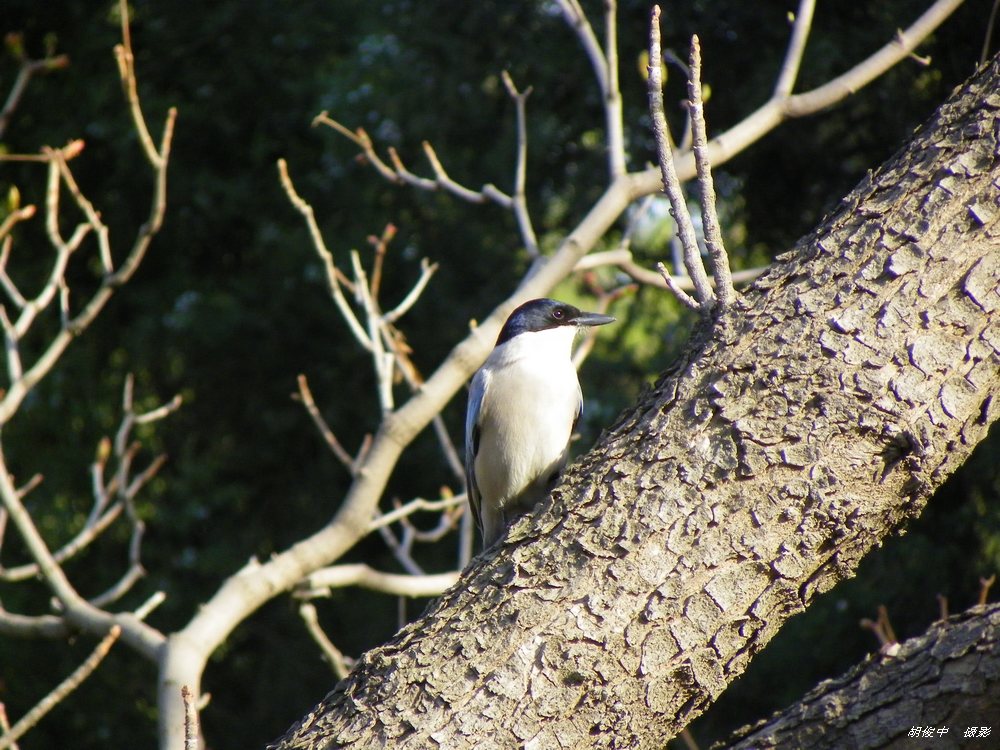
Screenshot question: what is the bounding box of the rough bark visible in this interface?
[270,57,1000,750]
[718,604,1000,750]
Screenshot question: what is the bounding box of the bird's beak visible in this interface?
[574,311,616,327]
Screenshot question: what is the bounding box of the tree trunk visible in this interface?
[270,56,1000,750]
[719,604,1000,750]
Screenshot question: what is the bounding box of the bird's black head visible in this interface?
[495,298,615,345]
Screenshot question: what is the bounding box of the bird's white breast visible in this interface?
[473,326,582,511]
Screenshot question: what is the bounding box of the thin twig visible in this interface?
[657,262,699,311]
[0,77,174,428]
[936,592,949,621]
[367,224,394,300]
[350,249,395,412]
[626,261,765,292]
[686,36,735,309]
[299,563,459,599]
[980,574,996,605]
[369,495,465,532]
[383,258,439,323]
[877,605,898,644]
[0,502,122,582]
[554,0,609,98]
[0,703,16,750]
[0,41,69,140]
[0,625,121,750]
[983,0,1000,64]
[312,112,400,183]
[277,159,371,348]
[376,523,425,576]
[0,306,22,383]
[298,602,352,679]
[52,149,113,274]
[181,685,200,750]
[421,142,504,204]
[602,0,626,177]
[312,113,517,211]
[295,374,356,471]
[774,0,817,97]
[647,6,714,309]
[114,0,159,167]
[500,71,540,257]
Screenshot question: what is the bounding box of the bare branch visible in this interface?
[774,0,817,98]
[349,249,395,412]
[134,591,167,622]
[383,257,439,324]
[554,0,626,177]
[686,36,736,309]
[88,523,146,609]
[647,6,714,308]
[554,0,608,94]
[52,148,113,273]
[312,112,401,183]
[936,593,949,622]
[602,0,626,176]
[0,703,16,750]
[2,380,173,584]
[135,393,183,425]
[369,494,465,533]
[981,574,996,606]
[632,0,965,196]
[299,563,459,599]
[983,0,1000,65]
[421,142,506,204]
[0,306,22,383]
[294,374,356,472]
[657,261,700,310]
[0,205,36,249]
[181,686,200,750]
[297,602,352,680]
[277,159,371,348]
[572,248,633,272]
[0,109,174,426]
[0,606,68,639]
[624,260,765,292]
[114,0,159,167]
[500,71,540,257]
[787,0,962,116]
[313,108,534,249]
[0,502,122,582]
[376,523,425,577]
[0,37,69,140]
[0,625,120,750]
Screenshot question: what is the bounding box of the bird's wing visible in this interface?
[572,382,583,435]
[464,368,487,537]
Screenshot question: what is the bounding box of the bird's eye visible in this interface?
[553,308,565,319]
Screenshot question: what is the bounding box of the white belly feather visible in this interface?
[473,326,582,534]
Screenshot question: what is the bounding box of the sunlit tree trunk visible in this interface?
[270,53,1000,750]
[719,603,1000,750]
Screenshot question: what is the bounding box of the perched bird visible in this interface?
[465,298,615,548]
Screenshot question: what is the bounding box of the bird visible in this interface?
[465,298,615,549]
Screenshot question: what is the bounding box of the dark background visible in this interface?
[0,1,995,747]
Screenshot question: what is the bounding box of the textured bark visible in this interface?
[270,58,1000,750]
[719,604,1000,750]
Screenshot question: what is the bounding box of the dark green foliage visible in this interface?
[0,1,994,748]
